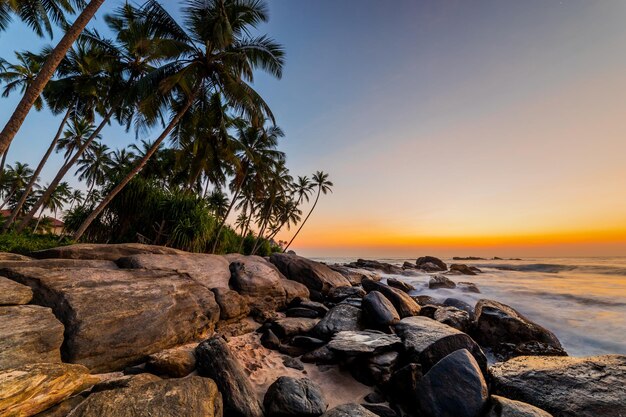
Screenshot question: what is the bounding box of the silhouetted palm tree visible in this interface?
[75,141,112,199]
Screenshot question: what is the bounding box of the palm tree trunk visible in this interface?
[0,142,11,183]
[2,106,72,231]
[0,187,16,210]
[283,188,321,252]
[33,206,45,233]
[15,107,115,233]
[72,94,197,241]
[211,174,246,253]
[251,203,273,255]
[0,0,105,156]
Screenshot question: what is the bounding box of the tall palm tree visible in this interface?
[33,181,71,232]
[67,188,83,210]
[0,51,45,110]
[0,162,35,210]
[72,0,285,241]
[283,171,333,252]
[0,0,105,157]
[75,141,112,199]
[0,0,85,37]
[206,188,229,221]
[265,176,311,241]
[56,118,100,164]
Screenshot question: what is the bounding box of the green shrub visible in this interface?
[0,232,73,255]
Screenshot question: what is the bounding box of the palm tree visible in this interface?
[110,147,136,170]
[72,0,285,241]
[56,118,100,165]
[75,141,112,199]
[283,171,333,252]
[0,0,86,37]
[0,0,105,157]
[0,51,46,110]
[265,176,311,241]
[206,188,229,221]
[33,181,71,232]
[0,162,35,210]
[67,188,83,210]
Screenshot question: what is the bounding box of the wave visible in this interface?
[482,263,577,273]
[509,289,626,308]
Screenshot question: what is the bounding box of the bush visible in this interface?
[0,232,73,255]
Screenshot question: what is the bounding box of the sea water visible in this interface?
[313,256,626,356]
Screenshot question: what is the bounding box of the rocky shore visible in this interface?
[0,244,624,417]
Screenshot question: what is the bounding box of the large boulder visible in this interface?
[348,259,405,275]
[33,243,185,261]
[473,299,566,359]
[212,288,250,321]
[196,336,263,417]
[3,266,220,372]
[490,355,626,417]
[434,306,471,332]
[0,305,64,369]
[328,286,366,302]
[362,278,421,318]
[429,274,456,289]
[322,404,378,417]
[416,256,447,271]
[328,264,380,285]
[415,349,488,417]
[312,304,362,340]
[145,344,197,378]
[227,256,287,312]
[327,330,401,355]
[386,277,415,293]
[0,363,98,417]
[395,316,487,373]
[362,291,400,330]
[263,376,328,417]
[68,376,222,417]
[269,253,350,294]
[271,317,320,338]
[486,395,553,417]
[0,276,33,305]
[281,279,310,304]
[118,253,231,289]
[0,258,118,270]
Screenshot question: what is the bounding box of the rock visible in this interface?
[328,330,401,355]
[33,395,85,417]
[212,288,250,321]
[386,277,415,293]
[340,297,363,308]
[458,281,481,293]
[413,295,439,306]
[402,261,418,270]
[291,336,326,349]
[454,257,486,261]
[0,305,64,369]
[329,264,380,285]
[434,306,471,331]
[282,279,310,304]
[90,373,161,393]
[365,350,400,385]
[490,354,626,417]
[272,317,320,338]
[419,262,444,272]
[145,344,196,377]
[270,253,351,294]
[348,259,405,275]
[312,304,362,340]
[263,376,328,417]
[473,299,566,359]
[283,356,305,370]
[486,395,553,417]
[34,243,184,261]
[216,316,258,338]
[287,307,323,318]
[443,298,475,316]
[227,255,289,311]
[364,392,386,404]
[361,404,397,417]
[388,363,422,409]
[3,266,220,372]
[429,274,456,289]
[119,252,231,289]
[0,363,99,417]
[418,304,439,319]
[415,349,489,417]
[449,264,479,275]
[395,316,487,373]
[362,291,400,330]
[261,329,282,350]
[0,258,118,270]
[301,346,338,364]
[322,404,378,417]
[0,276,33,305]
[196,336,263,417]
[69,376,222,417]
[290,299,329,316]
[0,252,32,261]
[362,278,421,318]
[328,286,367,302]
[416,256,447,271]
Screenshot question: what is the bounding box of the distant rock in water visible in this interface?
[429,274,456,289]
[348,259,405,275]
[449,264,481,275]
[416,256,447,271]
[386,277,415,293]
[453,256,486,261]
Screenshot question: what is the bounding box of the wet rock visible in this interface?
[413,295,439,306]
[0,305,64,369]
[348,259,405,275]
[329,264,381,285]
[35,243,184,261]
[69,376,222,417]
[449,264,480,275]
[490,354,626,417]
[0,276,33,305]
[145,344,196,377]
[301,346,338,364]
[196,336,263,417]
[0,363,99,417]
[416,256,447,271]
[418,304,439,319]
[212,287,250,321]
[272,317,320,338]
[388,363,422,410]
[279,343,310,357]
[362,291,400,331]
[322,404,378,417]
[434,306,471,331]
[328,286,366,302]
[366,350,400,385]
[340,297,363,308]
[429,274,456,289]
[486,395,553,417]
[328,330,401,355]
[291,299,329,316]
[415,349,488,417]
[283,357,305,371]
[473,299,566,359]
[291,336,326,349]
[287,307,323,318]
[3,267,220,372]
[270,253,351,294]
[402,261,418,270]
[227,255,289,311]
[458,281,481,293]
[361,404,397,417]
[263,376,328,417]
[364,392,386,404]
[386,277,415,293]
[312,304,362,340]
[362,278,421,318]
[261,328,281,350]
[443,298,475,316]
[395,316,487,373]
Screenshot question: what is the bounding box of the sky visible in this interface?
[1,0,626,257]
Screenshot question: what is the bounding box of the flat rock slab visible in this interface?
[312,304,362,340]
[3,267,220,373]
[33,243,185,261]
[68,376,222,417]
[328,330,401,355]
[118,253,231,289]
[0,252,32,261]
[0,259,118,270]
[0,363,99,417]
[0,305,64,369]
[0,276,32,305]
[270,253,351,294]
[395,316,487,374]
[490,354,626,417]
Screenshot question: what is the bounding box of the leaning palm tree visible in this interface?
[0,0,105,157]
[67,188,84,210]
[0,162,35,210]
[33,181,71,232]
[72,0,285,241]
[75,141,112,199]
[56,118,100,165]
[283,171,333,252]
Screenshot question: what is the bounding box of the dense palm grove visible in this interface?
[0,0,332,255]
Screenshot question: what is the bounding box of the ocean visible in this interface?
[313,256,626,357]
